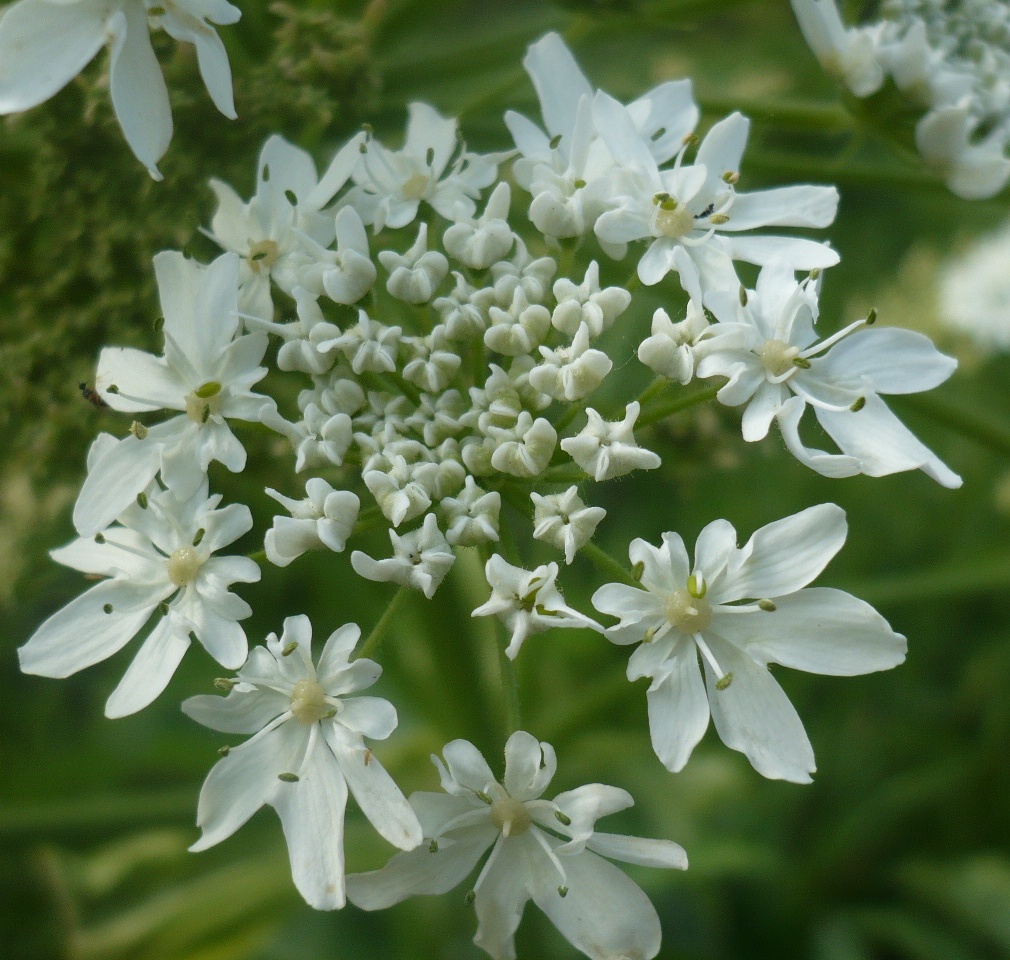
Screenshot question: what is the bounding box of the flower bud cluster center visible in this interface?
[290,678,331,724]
[489,795,532,837]
[166,546,204,587]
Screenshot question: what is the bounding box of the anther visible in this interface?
[103,603,113,614]
[850,396,866,412]
[284,189,297,205]
[555,810,572,826]
[95,533,106,544]
[709,213,730,225]
[464,890,476,906]
[549,134,562,149]
[865,308,877,325]
[739,286,748,307]
[793,357,811,369]
[282,642,298,656]
[429,839,439,853]
[192,528,205,546]
[137,492,148,509]
[715,672,734,691]
[107,384,120,394]
[757,599,776,612]
[278,772,300,783]
[475,790,493,805]
[214,677,237,691]
[632,561,645,581]
[130,421,148,440]
[558,885,569,898]
[218,745,230,756]
[722,170,739,184]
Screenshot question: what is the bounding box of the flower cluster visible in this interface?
[792,0,1010,198]
[16,26,968,960]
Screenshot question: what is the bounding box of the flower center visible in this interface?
[290,679,331,724]
[653,196,696,239]
[248,240,280,273]
[489,796,532,837]
[166,546,203,587]
[758,339,800,378]
[186,381,223,424]
[664,588,713,633]
[402,173,431,201]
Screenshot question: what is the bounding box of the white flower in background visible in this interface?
[443,182,516,270]
[347,731,688,960]
[379,223,450,304]
[351,513,455,597]
[696,260,962,487]
[472,554,599,659]
[75,252,272,537]
[529,322,613,401]
[0,0,239,178]
[593,93,840,289]
[441,477,501,547]
[206,134,368,322]
[592,504,907,782]
[939,219,1010,350]
[183,615,423,910]
[915,105,1010,200]
[790,0,885,96]
[20,463,259,718]
[487,413,557,479]
[317,310,402,376]
[550,261,632,338]
[561,401,661,482]
[347,102,502,231]
[531,487,606,564]
[264,480,361,567]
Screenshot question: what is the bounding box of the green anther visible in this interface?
[757,599,777,612]
[866,308,877,325]
[358,141,367,153]
[739,286,748,307]
[651,126,666,141]
[95,533,106,544]
[192,528,205,546]
[476,791,493,805]
[214,677,236,691]
[554,810,572,826]
[321,708,337,719]
[425,147,435,166]
[103,603,113,614]
[709,213,730,225]
[251,250,269,261]
[155,475,168,491]
[658,197,679,211]
[148,5,165,15]
[201,406,211,424]
[130,421,148,440]
[632,561,645,581]
[851,396,866,412]
[653,191,671,204]
[722,170,739,184]
[808,268,821,281]
[218,745,230,756]
[284,189,297,205]
[137,492,148,509]
[278,772,300,783]
[687,573,707,599]
[429,839,439,853]
[715,672,734,691]
[261,164,271,182]
[684,134,699,148]
[573,179,586,189]
[194,381,222,398]
[558,886,569,898]
[282,641,298,656]
[793,357,812,369]
[107,384,120,394]
[549,134,562,149]
[643,627,657,642]
[464,890,476,906]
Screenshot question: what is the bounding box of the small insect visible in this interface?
[694,202,715,220]
[364,749,373,766]
[79,382,108,408]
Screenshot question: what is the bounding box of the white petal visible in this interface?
[727,503,847,600]
[104,617,191,718]
[272,727,349,909]
[0,0,105,113]
[191,721,307,850]
[723,185,838,231]
[346,824,492,909]
[18,580,160,678]
[726,234,840,270]
[97,347,184,411]
[523,32,592,138]
[711,587,906,675]
[108,5,171,179]
[586,832,688,869]
[551,784,633,846]
[316,622,361,683]
[334,696,397,740]
[190,27,236,119]
[696,112,750,176]
[442,738,498,793]
[473,836,532,960]
[323,724,422,851]
[644,643,710,773]
[305,132,366,210]
[704,633,815,783]
[182,688,290,734]
[503,731,552,801]
[532,844,662,960]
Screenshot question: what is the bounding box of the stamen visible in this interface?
[693,632,727,681]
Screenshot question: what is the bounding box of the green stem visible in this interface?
[246,549,266,565]
[637,383,721,427]
[496,626,523,736]
[357,585,410,660]
[581,541,638,587]
[553,399,587,434]
[698,94,853,132]
[636,376,672,409]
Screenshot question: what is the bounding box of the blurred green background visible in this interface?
[3,1,1010,958]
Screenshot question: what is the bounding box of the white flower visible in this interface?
[441,477,501,547]
[472,555,599,659]
[402,326,462,394]
[484,288,552,356]
[915,105,1010,200]
[347,102,501,231]
[790,0,885,96]
[592,504,907,782]
[487,414,557,479]
[550,261,631,338]
[592,94,840,290]
[561,401,661,481]
[264,480,360,567]
[317,310,402,375]
[206,134,367,322]
[363,455,433,527]
[490,238,556,306]
[74,252,271,537]
[183,615,423,910]
[347,731,687,960]
[696,261,962,487]
[531,487,606,565]
[20,466,259,718]
[321,206,377,305]
[379,223,450,304]
[351,513,455,598]
[443,182,516,270]
[0,0,239,178]
[528,322,613,402]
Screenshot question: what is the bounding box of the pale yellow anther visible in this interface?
[290,679,332,725]
[166,546,203,587]
[489,796,532,837]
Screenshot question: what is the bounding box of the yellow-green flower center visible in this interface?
[489,796,532,837]
[248,239,280,273]
[186,382,223,424]
[759,339,800,378]
[290,679,331,725]
[664,588,713,633]
[401,173,431,201]
[166,546,203,587]
[654,202,696,239]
